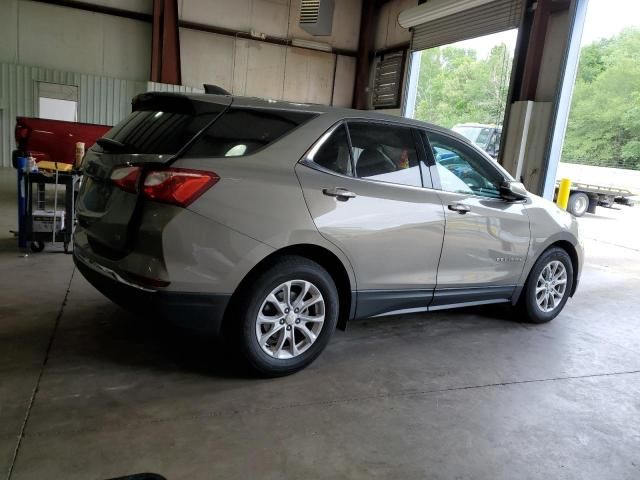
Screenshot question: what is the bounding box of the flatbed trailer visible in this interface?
[556,181,635,217]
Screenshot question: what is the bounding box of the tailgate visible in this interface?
[77,93,230,255]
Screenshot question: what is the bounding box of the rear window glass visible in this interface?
[99,107,224,155]
[185,108,316,158]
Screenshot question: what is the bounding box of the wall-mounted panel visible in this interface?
[251,0,290,38]
[282,47,334,105]
[180,28,235,91]
[233,39,286,99]
[332,55,356,107]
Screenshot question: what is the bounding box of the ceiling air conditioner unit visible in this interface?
[299,0,335,36]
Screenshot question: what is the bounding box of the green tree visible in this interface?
[563,27,640,170]
[414,43,513,128]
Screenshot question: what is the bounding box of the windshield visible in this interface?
[452,126,493,149]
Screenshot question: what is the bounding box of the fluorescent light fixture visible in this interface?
[398,0,495,28]
[291,38,333,52]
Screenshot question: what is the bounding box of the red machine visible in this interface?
[13,116,111,168]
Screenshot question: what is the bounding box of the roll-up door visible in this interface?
[403,0,524,51]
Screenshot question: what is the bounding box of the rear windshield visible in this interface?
[185,108,317,158]
[98,106,225,155]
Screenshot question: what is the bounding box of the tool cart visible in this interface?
[22,170,80,253]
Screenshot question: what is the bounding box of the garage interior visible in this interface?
[1,0,639,478]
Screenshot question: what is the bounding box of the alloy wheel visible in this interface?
[535,260,568,313]
[255,280,325,359]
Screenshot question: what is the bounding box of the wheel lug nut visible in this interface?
[279,319,284,324]
[285,308,290,313]
[286,325,292,330]
[295,318,300,324]
[294,308,299,313]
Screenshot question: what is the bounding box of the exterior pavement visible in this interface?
[1,167,639,480]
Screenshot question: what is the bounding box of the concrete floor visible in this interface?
[1,167,639,479]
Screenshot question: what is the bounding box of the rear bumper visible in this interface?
[74,252,230,335]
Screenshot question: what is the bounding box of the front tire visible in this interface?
[518,247,574,323]
[236,256,338,377]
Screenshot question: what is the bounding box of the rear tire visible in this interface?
[236,256,338,377]
[518,247,574,324]
[567,192,589,217]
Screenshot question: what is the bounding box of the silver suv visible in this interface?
[74,93,583,376]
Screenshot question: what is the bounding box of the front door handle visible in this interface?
[323,187,356,201]
[448,203,471,214]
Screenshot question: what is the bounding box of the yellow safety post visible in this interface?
[556,178,572,210]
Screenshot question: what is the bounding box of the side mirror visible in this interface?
[500,181,528,201]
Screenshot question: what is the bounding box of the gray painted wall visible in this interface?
[0,0,151,81]
[0,0,362,106]
[0,0,367,168]
[177,0,362,106]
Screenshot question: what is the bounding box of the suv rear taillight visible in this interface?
[111,166,218,207]
[110,166,141,193]
[143,168,219,207]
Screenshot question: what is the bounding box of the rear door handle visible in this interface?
[448,203,471,214]
[323,187,356,201]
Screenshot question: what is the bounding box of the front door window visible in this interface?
[427,132,503,198]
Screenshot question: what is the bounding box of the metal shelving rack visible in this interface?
[23,171,80,253]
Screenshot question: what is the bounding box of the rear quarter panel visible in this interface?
[171,116,358,291]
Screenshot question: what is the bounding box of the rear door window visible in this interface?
[185,108,316,158]
[307,125,353,176]
[347,121,423,187]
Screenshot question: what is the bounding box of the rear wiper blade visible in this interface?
[96,137,129,152]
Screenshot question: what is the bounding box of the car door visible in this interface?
[422,130,531,308]
[295,120,445,318]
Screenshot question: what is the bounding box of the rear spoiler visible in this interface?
[132,90,232,114]
[203,84,231,95]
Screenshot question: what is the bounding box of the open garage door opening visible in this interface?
[409,29,518,160]
[399,0,523,161]
[556,0,640,209]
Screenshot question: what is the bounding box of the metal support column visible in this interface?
[541,0,589,199]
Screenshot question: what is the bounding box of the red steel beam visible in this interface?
[151,0,181,85]
[352,1,379,109]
